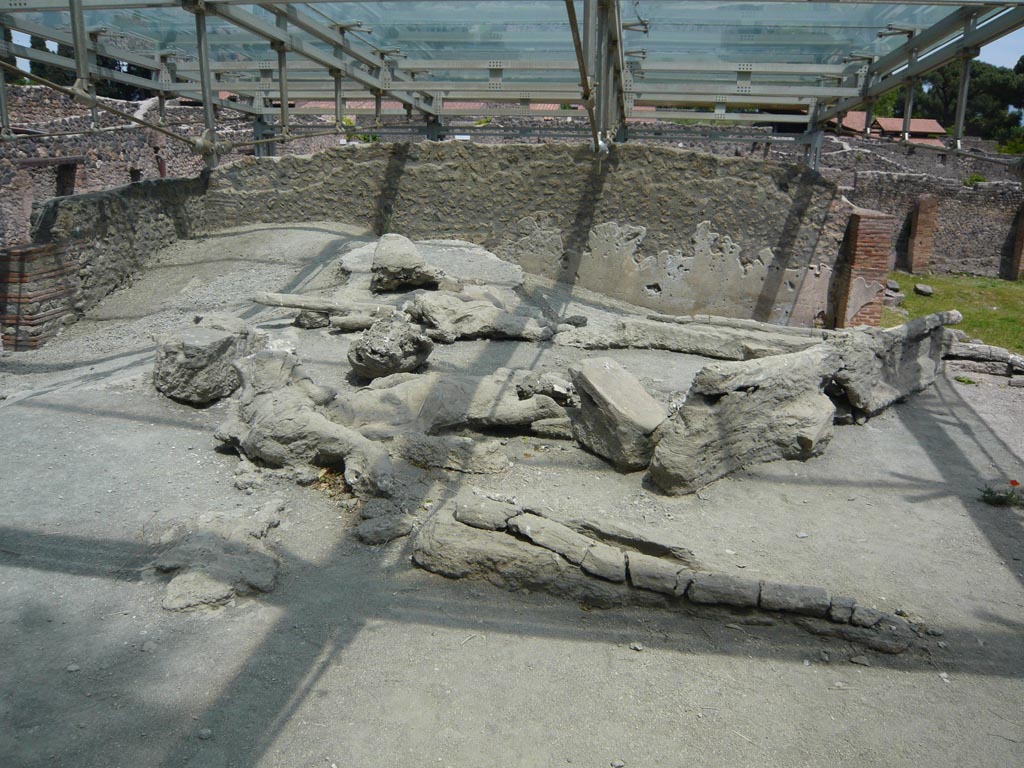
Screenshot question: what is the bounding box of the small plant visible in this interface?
[474,116,493,126]
[954,375,977,385]
[979,479,1024,507]
[963,172,987,187]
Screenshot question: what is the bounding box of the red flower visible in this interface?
[1012,480,1021,487]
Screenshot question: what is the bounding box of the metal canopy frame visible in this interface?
[1,0,1022,164]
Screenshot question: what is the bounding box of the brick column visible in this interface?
[1,242,79,350]
[1010,203,1024,281]
[906,194,937,273]
[832,207,895,328]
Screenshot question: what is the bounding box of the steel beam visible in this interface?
[256,3,436,111]
[952,58,973,148]
[0,38,263,112]
[820,6,1024,122]
[1,14,163,72]
[636,109,810,125]
[3,0,1022,10]
[211,3,436,115]
[274,10,289,134]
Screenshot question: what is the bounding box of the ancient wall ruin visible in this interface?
[848,171,1023,279]
[199,143,845,325]
[4,142,858,347]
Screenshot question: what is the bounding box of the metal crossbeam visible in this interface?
[210,3,436,116]
[819,6,1024,122]
[3,0,1021,10]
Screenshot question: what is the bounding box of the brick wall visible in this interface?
[905,194,937,273]
[849,171,1023,278]
[831,208,894,328]
[0,241,79,349]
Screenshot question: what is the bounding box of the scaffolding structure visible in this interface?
[1,0,1022,166]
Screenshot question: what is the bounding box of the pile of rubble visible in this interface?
[149,233,963,648]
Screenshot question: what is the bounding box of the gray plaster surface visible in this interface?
[1,223,1022,768]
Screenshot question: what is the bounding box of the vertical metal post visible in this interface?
[953,58,973,150]
[900,49,917,142]
[595,0,610,140]
[332,27,346,131]
[583,0,598,77]
[275,13,290,136]
[863,100,875,137]
[0,62,11,138]
[194,11,216,134]
[333,73,343,128]
[810,129,823,172]
[68,0,90,87]
[901,83,915,141]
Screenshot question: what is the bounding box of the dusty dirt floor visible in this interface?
[1,222,1022,768]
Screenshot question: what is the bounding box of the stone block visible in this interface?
[370,234,443,292]
[154,319,266,405]
[759,581,830,617]
[580,543,627,583]
[347,316,434,380]
[569,357,666,471]
[453,494,518,531]
[506,512,593,565]
[687,573,760,607]
[851,606,886,628]
[828,595,857,623]
[650,345,838,494]
[626,552,682,596]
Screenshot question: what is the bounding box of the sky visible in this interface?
[979,28,1023,68]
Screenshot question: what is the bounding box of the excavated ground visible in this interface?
[1,222,1022,768]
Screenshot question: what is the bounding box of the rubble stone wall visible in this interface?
[849,171,1023,278]
[6,142,859,348]
[2,175,208,348]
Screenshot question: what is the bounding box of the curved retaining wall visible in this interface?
[4,143,855,348]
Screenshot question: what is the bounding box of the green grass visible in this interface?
[882,271,1024,354]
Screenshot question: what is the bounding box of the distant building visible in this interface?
[826,111,948,146]
[871,117,947,146]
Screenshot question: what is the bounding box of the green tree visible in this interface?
[871,89,900,118]
[916,59,1024,143]
[94,56,154,101]
[29,35,75,86]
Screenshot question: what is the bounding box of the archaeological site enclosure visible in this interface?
[1,2,1023,767]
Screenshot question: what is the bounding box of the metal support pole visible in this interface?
[253,115,274,157]
[425,116,443,141]
[0,62,11,139]
[901,82,916,141]
[900,48,917,142]
[68,0,90,88]
[810,129,823,172]
[274,13,290,136]
[593,0,606,139]
[332,26,346,131]
[952,57,973,150]
[192,8,218,164]
[583,0,598,78]
[564,0,599,150]
[863,100,875,138]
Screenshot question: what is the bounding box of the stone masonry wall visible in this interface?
[4,142,849,347]
[848,171,1023,278]
[198,142,843,325]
